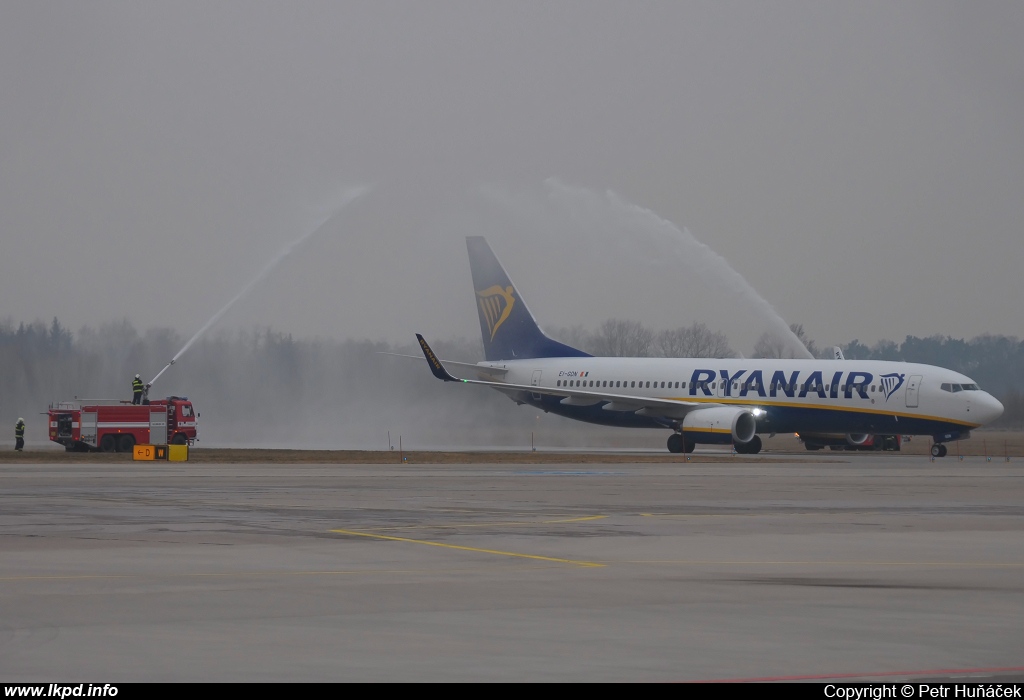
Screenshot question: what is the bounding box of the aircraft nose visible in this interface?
[975,393,1004,425]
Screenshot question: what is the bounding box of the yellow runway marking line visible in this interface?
[641,513,761,519]
[357,514,607,532]
[542,514,607,523]
[330,528,604,568]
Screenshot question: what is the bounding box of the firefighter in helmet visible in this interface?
[15,418,25,451]
[132,374,145,404]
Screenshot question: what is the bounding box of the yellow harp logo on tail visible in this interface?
[477,285,516,342]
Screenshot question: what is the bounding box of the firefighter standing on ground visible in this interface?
[132,374,145,404]
[15,418,25,451]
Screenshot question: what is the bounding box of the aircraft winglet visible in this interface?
[416,334,461,382]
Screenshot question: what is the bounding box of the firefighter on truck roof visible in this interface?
[132,374,145,405]
[15,417,25,451]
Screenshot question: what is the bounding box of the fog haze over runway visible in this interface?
[2,2,1023,353]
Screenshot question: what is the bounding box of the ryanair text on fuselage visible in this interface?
[557,367,904,401]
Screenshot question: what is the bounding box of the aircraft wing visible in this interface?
[379,351,509,376]
[416,334,712,420]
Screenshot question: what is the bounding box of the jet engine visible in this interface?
[682,406,756,444]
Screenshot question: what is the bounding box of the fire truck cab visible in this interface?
[48,397,199,453]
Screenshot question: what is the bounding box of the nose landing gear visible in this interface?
[931,443,948,458]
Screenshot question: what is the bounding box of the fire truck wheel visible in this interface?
[99,435,116,452]
[171,433,188,445]
[118,435,136,453]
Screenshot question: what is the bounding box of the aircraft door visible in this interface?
[905,375,922,408]
[717,375,732,399]
[531,370,543,401]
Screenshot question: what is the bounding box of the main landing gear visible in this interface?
[667,433,695,454]
[931,443,948,458]
[734,435,762,455]
[666,433,763,455]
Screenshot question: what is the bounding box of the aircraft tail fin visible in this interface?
[466,236,590,361]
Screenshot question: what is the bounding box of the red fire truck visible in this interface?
[47,397,199,452]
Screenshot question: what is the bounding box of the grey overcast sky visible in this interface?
[2,1,1022,354]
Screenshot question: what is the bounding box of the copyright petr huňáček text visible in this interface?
[825,686,1021,699]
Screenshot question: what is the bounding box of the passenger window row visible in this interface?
[555,379,690,389]
[551,379,924,394]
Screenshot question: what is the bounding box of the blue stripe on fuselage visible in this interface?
[527,394,967,436]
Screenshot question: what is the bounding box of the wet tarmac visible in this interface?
[1,455,1022,681]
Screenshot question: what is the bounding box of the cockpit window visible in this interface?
[941,383,971,393]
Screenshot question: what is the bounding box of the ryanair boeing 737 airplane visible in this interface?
[416,237,1004,457]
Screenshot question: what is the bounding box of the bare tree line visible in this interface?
[2,317,1022,449]
[549,320,734,359]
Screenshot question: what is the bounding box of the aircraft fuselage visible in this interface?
[475,356,1001,440]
